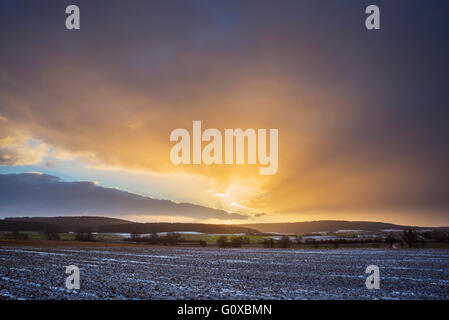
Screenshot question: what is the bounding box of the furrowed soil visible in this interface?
[1,246,448,300]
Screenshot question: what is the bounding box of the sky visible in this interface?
[0,1,449,226]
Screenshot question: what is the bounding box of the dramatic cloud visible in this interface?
[0,145,46,166]
[0,1,448,225]
[0,173,247,220]
[0,118,49,166]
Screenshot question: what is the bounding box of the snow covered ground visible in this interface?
[0,247,448,300]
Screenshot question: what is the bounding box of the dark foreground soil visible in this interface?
[1,246,448,300]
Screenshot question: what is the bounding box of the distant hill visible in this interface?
[1,216,258,234]
[4,216,132,232]
[2,217,448,235]
[239,220,449,234]
[0,220,56,232]
[96,222,258,234]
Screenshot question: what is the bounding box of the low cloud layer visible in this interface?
[0,173,247,220]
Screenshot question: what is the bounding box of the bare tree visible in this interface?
[385,234,396,248]
[279,235,291,248]
[402,229,418,248]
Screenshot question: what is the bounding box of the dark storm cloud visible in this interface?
[0,173,247,220]
[0,0,449,224]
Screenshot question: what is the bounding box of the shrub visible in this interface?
[74,228,94,241]
[166,232,180,246]
[130,233,141,241]
[45,229,60,241]
[7,231,29,240]
[230,236,244,248]
[217,236,229,247]
[278,235,291,248]
[385,234,397,247]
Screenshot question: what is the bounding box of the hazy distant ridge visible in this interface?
[239,220,449,233]
[239,220,449,234]
[2,217,449,234]
[1,216,258,234]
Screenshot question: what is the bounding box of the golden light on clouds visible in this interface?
[1,1,448,225]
